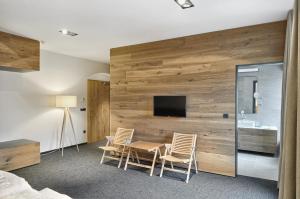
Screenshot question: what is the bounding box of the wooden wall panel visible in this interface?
[87,80,110,143]
[0,31,40,71]
[110,21,286,176]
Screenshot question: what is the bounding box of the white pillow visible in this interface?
[40,188,72,199]
[1,190,42,199]
[0,170,32,198]
[0,170,72,199]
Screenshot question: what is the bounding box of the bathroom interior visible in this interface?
[237,62,283,181]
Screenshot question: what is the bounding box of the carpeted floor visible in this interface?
[13,142,279,199]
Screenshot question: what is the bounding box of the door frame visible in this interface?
[235,61,284,178]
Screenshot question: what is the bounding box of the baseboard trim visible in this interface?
[41,142,88,155]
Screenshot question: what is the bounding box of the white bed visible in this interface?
[0,170,71,199]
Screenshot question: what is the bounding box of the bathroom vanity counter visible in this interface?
[238,126,277,154]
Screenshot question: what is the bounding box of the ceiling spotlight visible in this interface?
[175,0,194,9]
[59,29,78,37]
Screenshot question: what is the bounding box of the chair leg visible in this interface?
[118,147,126,168]
[186,160,193,183]
[160,159,166,177]
[124,148,131,171]
[193,152,198,174]
[100,150,106,165]
[170,162,174,169]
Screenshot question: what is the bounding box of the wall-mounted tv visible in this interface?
[153,96,186,117]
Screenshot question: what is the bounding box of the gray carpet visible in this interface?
[13,142,278,199]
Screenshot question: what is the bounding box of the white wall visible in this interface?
[0,50,109,152]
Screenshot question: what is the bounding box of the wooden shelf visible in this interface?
[0,31,40,72]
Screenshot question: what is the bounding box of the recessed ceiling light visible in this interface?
[59,29,78,37]
[175,0,194,9]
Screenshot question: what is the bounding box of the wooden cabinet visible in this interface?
[238,128,277,154]
[0,139,40,171]
[0,31,40,72]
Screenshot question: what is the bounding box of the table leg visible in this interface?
[134,151,140,164]
[158,148,162,157]
[124,147,131,171]
[150,148,158,176]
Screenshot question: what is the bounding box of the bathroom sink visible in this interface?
[259,126,278,130]
[238,120,255,128]
[238,121,278,130]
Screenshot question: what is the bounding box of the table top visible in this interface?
[128,141,164,152]
[0,139,39,149]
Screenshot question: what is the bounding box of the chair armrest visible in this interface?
[105,136,115,146]
[165,144,172,151]
[106,136,114,142]
[124,138,132,145]
[160,155,166,159]
[164,144,172,156]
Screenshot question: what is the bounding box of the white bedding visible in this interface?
[0,170,71,199]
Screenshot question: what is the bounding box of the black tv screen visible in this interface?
[153,96,186,117]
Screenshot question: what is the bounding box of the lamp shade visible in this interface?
[56,96,77,108]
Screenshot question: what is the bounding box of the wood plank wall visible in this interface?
[110,21,286,176]
[87,80,110,143]
[0,31,40,72]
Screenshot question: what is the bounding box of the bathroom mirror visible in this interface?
[237,76,258,114]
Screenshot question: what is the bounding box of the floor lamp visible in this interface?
[56,96,80,157]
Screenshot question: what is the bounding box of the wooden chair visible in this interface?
[99,128,134,168]
[160,132,198,183]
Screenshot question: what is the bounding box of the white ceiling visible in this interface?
[0,0,294,63]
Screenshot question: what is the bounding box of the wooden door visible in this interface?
[87,80,110,143]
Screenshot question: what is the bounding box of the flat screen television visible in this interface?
[153,96,186,117]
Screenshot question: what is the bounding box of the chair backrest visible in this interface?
[113,128,134,145]
[171,132,197,155]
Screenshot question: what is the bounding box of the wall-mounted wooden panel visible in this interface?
[0,31,40,72]
[110,21,286,176]
[87,80,110,143]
